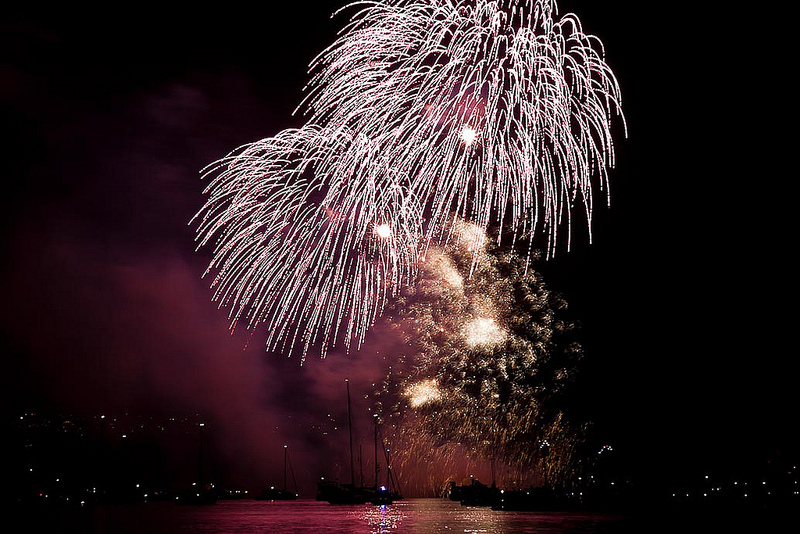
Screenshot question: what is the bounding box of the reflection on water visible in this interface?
[45,498,637,533]
[358,503,405,533]
[354,499,628,534]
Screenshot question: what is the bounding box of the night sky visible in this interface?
[1,1,792,497]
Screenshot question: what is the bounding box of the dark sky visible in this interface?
[1,1,792,495]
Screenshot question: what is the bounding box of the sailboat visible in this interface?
[316,380,374,504]
[175,423,218,505]
[255,445,299,500]
[371,416,403,505]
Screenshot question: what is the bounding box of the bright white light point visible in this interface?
[461,126,477,145]
[374,223,391,238]
[405,379,441,408]
[462,317,506,348]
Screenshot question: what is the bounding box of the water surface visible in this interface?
[80,499,635,533]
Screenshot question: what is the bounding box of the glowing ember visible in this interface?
[462,317,506,348]
[405,379,442,408]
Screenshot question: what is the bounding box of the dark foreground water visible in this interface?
[37,499,636,534]
[25,498,783,534]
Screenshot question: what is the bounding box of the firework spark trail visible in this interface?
[302,0,625,254]
[193,126,421,359]
[375,220,585,493]
[194,1,624,357]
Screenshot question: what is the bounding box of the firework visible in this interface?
[193,126,422,359]
[194,0,624,357]
[375,220,586,493]
[302,0,625,254]
[405,378,442,408]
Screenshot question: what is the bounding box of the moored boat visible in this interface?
[255,445,299,500]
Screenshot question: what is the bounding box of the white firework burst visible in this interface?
[194,0,625,358]
[302,0,626,253]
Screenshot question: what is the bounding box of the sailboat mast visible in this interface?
[382,434,401,495]
[283,445,288,491]
[198,422,205,486]
[373,415,379,490]
[346,379,355,486]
